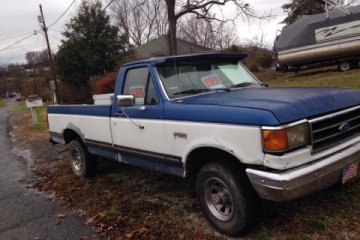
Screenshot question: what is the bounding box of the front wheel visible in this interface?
[68,139,97,177]
[196,161,261,236]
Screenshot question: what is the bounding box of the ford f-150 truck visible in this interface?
[48,52,360,236]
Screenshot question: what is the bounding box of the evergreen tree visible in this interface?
[282,0,325,25]
[56,1,127,86]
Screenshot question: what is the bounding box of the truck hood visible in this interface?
[180,87,360,124]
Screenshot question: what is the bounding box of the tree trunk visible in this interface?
[165,0,177,55]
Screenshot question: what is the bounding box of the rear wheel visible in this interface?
[338,61,352,72]
[196,161,261,236]
[68,139,97,177]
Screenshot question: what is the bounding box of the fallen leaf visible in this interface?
[95,223,106,233]
[84,215,97,225]
[56,213,66,218]
[125,232,134,238]
[139,227,148,233]
[113,236,122,240]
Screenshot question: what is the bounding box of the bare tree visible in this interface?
[164,0,266,55]
[110,0,168,46]
[178,16,237,50]
[25,50,49,67]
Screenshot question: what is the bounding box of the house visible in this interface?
[134,35,211,59]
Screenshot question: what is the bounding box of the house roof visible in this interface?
[134,35,211,59]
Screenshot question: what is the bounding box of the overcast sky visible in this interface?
[0,0,288,65]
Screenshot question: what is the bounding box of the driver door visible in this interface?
[110,66,166,159]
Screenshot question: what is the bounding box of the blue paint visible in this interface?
[86,144,184,176]
[48,105,111,117]
[174,87,360,124]
[87,145,117,160]
[164,101,280,126]
[48,86,360,126]
[120,154,184,176]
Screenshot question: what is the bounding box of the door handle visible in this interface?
[115,109,145,130]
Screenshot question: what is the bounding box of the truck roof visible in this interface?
[122,52,248,67]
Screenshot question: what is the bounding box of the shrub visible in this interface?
[93,72,117,94]
[226,44,273,72]
[59,82,93,104]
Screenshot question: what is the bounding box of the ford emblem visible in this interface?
[339,123,351,133]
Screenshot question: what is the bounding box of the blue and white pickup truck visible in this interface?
[48,53,360,236]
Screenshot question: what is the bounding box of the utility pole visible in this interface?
[33,60,37,94]
[39,4,60,103]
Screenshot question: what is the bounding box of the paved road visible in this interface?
[0,99,96,240]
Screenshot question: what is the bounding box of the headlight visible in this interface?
[262,122,310,152]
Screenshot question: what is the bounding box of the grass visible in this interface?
[102,205,121,218]
[15,101,48,133]
[0,99,6,108]
[14,101,27,111]
[263,68,360,90]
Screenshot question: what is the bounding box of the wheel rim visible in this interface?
[204,177,235,221]
[340,62,350,71]
[71,148,82,172]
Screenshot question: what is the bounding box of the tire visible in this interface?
[68,139,97,177]
[339,62,351,72]
[196,161,261,236]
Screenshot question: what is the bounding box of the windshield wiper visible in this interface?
[173,89,210,96]
[230,82,254,89]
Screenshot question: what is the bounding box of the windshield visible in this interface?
[156,62,260,99]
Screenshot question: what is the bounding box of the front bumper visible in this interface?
[246,142,360,202]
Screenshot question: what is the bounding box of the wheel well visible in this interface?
[186,147,244,178]
[63,129,82,144]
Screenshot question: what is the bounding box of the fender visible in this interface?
[182,136,265,167]
[62,123,85,143]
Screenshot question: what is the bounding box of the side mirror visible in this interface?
[117,95,134,107]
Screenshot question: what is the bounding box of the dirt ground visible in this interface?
[8,104,360,240]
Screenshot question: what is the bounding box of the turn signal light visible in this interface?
[262,129,288,152]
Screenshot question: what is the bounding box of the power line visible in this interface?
[0,40,44,51]
[48,28,62,33]
[0,32,38,52]
[1,0,76,51]
[48,0,77,28]
[0,32,36,42]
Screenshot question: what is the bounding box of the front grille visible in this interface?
[310,106,360,153]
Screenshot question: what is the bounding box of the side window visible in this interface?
[123,67,159,105]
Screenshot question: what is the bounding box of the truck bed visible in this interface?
[48,104,113,149]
